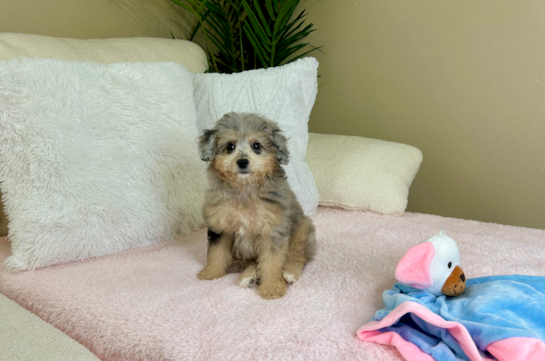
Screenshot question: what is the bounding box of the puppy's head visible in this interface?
[199,113,289,186]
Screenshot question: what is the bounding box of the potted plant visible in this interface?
[171,0,321,73]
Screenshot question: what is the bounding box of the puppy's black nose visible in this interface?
[460,273,466,282]
[237,159,249,169]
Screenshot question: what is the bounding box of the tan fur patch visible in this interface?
[204,193,283,238]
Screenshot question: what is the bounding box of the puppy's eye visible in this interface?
[226,143,236,152]
[252,142,261,151]
[448,262,452,269]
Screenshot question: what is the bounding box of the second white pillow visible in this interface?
[194,58,320,215]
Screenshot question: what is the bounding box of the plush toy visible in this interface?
[395,231,466,296]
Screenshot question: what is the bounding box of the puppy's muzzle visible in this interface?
[237,159,249,170]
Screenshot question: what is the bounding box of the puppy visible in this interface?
[197,112,316,299]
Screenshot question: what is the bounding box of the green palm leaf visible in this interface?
[170,0,321,73]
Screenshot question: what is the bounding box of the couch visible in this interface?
[1,33,544,361]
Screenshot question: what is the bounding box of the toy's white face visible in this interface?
[426,234,461,295]
[394,231,465,296]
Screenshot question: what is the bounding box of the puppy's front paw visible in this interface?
[258,280,287,299]
[197,267,225,280]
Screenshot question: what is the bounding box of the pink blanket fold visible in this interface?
[358,301,545,361]
[1,207,544,361]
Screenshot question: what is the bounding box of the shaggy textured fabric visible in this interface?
[0,57,206,271]
[194,58,320,215]
[1,207,544,361]
[306,133,423,215]
[0,33,209,238]
[0,293,99,361]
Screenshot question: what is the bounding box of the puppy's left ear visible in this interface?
[199,129,217,161]
[271,127,290,165]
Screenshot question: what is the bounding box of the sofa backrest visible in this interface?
[0,33,208,73]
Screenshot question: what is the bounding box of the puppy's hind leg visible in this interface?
[198,229,234,280]
[238,261,259,288]
[283,218,316,284]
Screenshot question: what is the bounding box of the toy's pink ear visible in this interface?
[395,242,435,289]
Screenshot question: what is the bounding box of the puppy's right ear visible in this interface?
[199,129,217,161]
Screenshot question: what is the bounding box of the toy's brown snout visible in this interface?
[441,266,466,297]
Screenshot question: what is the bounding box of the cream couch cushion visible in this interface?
[306,133,422,215]
[0,33,208,73]
[0,33,209,237]
[0,293,99,360]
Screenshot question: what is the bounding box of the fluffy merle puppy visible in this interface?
[197,112,316,299]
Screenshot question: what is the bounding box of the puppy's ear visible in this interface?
[199,129,218,161]
[271,127,290,165]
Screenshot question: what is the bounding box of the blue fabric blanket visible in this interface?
[361,275,545,361]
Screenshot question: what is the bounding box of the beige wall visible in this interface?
[0,0,195,40]
[300,0,545,229]
[1,0,544,229]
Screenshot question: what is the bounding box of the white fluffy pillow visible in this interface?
[194,58,319,215]
[0,57,206,271]
[306,133,423,215]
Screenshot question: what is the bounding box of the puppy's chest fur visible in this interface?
[205,191,284,259]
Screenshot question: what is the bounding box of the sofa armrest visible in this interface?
[305,132,423,215]
[0,294,99,360]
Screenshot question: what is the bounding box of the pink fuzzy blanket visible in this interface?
[1,207,544,361]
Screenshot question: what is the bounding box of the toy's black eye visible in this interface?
[227,143,236,152]
[448,262,452,269]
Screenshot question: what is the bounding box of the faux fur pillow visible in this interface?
[194,58,319,215]
[0,57,206,271]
